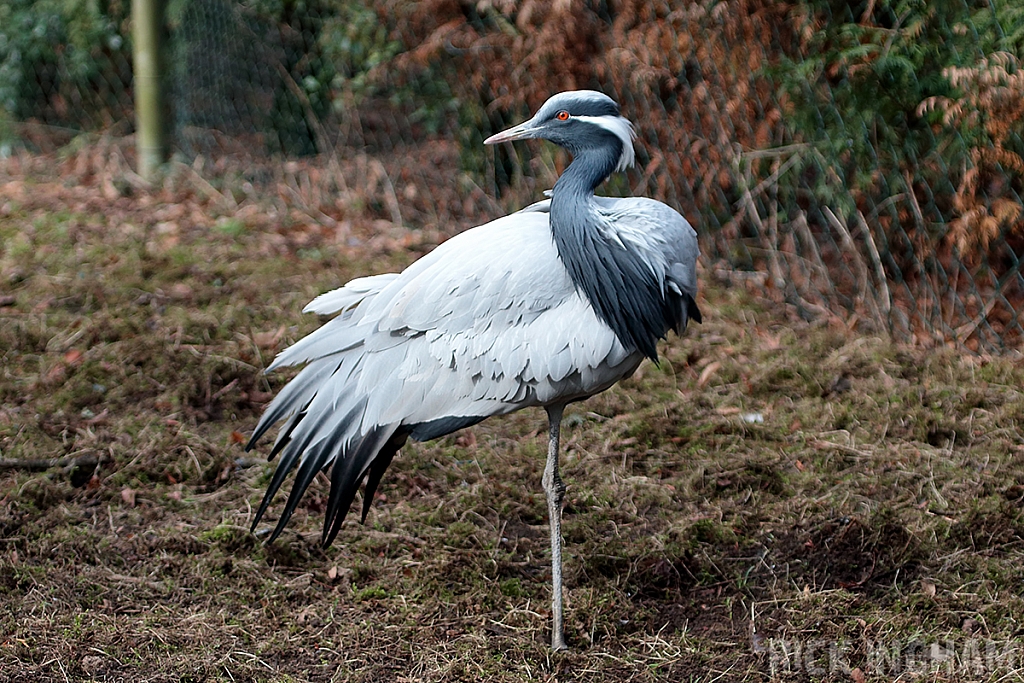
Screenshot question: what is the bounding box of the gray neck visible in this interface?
[550,146,670,360]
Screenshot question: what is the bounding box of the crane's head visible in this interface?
[484,90,636,173]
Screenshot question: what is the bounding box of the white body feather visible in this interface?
[258,202,672,459]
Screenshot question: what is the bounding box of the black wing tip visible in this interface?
[266,517,290,545]
[358,432,407,524]
[670,294,703,337]
[250,420,406,550]
[321,502,351,548]
[689,295,703,324]
[319,429,381,548]
[250,489,284,543]
[320,428,408,548]
[245,423,268,452]
[408,416,485,442]
[249,503,294,546]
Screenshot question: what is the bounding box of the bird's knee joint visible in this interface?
[546,477,566,504]
[543,472,566,502]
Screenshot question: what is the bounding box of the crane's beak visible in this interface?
[484,119,542,145]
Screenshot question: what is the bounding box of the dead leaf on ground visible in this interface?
[698,361,721,387]
[253,325,287,350]
[169,282,194,300]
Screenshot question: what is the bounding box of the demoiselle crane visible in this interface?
[246,90,702,650]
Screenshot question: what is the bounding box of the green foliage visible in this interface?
[322,3,468,139]
[163,0,465,157]
[319,3,401,104]
[773,0,1023,210]
[167,0,340,156]
[0,0,130,128]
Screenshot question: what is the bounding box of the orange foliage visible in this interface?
[918,52,1024,256]
[383,0,791,215]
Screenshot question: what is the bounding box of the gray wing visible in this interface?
[247,209,641,546]
[595,196,702,332]
[524,195,700,330]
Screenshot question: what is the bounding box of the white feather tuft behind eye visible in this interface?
[575,115,636,172]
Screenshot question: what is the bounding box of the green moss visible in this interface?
[354,584,390,601]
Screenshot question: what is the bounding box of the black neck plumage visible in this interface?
[549,141,676,361]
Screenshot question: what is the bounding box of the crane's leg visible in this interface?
[543,403,567,650]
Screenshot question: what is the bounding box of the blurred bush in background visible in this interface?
[2,0,1023,350]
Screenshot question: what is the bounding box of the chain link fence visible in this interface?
[3,0,1023,352]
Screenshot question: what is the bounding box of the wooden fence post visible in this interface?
[132,0,165,181]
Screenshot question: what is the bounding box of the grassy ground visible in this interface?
[2,151,1024,682]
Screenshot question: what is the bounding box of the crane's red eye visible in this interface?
[556,110,570,121]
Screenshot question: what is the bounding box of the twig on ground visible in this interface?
[955,296,999,344]
[0,453,105,472]
[822,206,883,325]
[809,439,872,459]
[793,210,839,302]
[854,209,891,315]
